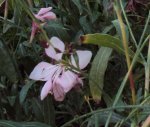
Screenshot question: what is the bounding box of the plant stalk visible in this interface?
[144,38,150,98]
[114,1,136,104]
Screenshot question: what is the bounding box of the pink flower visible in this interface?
[29,37,92,101]
[30,7,56,43]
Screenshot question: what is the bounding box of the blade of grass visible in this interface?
[144,39,150,98]
[138,11,150,46]
[105,33,149,127]
[114,0,136,105]
[119,0,146,63]
[119,94,150,126]
[61,104,150,127]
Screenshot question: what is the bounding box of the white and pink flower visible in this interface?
[29,37,92,101]
[30,7,56,43]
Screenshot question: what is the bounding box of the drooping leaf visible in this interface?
[0,120,51,127]
[0,39,20,82]
[80,33,143,64]
[19,80,35,104]
[89,47,112,101]
[81,33,123,52]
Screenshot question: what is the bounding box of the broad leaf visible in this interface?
[80,33,143,64]
[81,33,123,52]
[89,47,112,101]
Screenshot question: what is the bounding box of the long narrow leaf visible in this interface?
[89,47,112,101]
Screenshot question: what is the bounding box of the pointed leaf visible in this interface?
[19,80,35,104]
[80,33,143,64]
[89,47,112,101]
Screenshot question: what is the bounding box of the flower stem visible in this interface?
[114,1,136,104]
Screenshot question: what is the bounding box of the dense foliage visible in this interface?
[0,0,150,127]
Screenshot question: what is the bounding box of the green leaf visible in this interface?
[31,98,44,121]
[80,33,143,64]
[72,0,83,14]
[112,19,129,41]
[0,39,20,82]
[79,16,91,33]
[0,120,51,127]
[19,80,35,104]
[81,33,123,52]
[46,20,65,30]
[45,20,70,41]
[89,47,112,101]
[42,96,55,126]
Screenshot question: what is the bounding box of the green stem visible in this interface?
[119,94,150,126]
[15,0,50,44]
[4,0,8,20]
[85,0,92,17]
[26,0,33,8]
[119,0,146,62]
[144,38,150,98]
[139,11,150,46]
[114,1,136,104]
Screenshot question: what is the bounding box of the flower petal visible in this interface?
[40,12,56,20]
[55,53,63,61]
[45,46,63,61]
[53,83,65,101]
[29,62,57,81]
[37,7,52,16]
[40,79,52,100]
[45,45,57,59]
[71,50,92,69]
[50,37,65,52]
[56,70,78,93]
[34,14,45,21]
